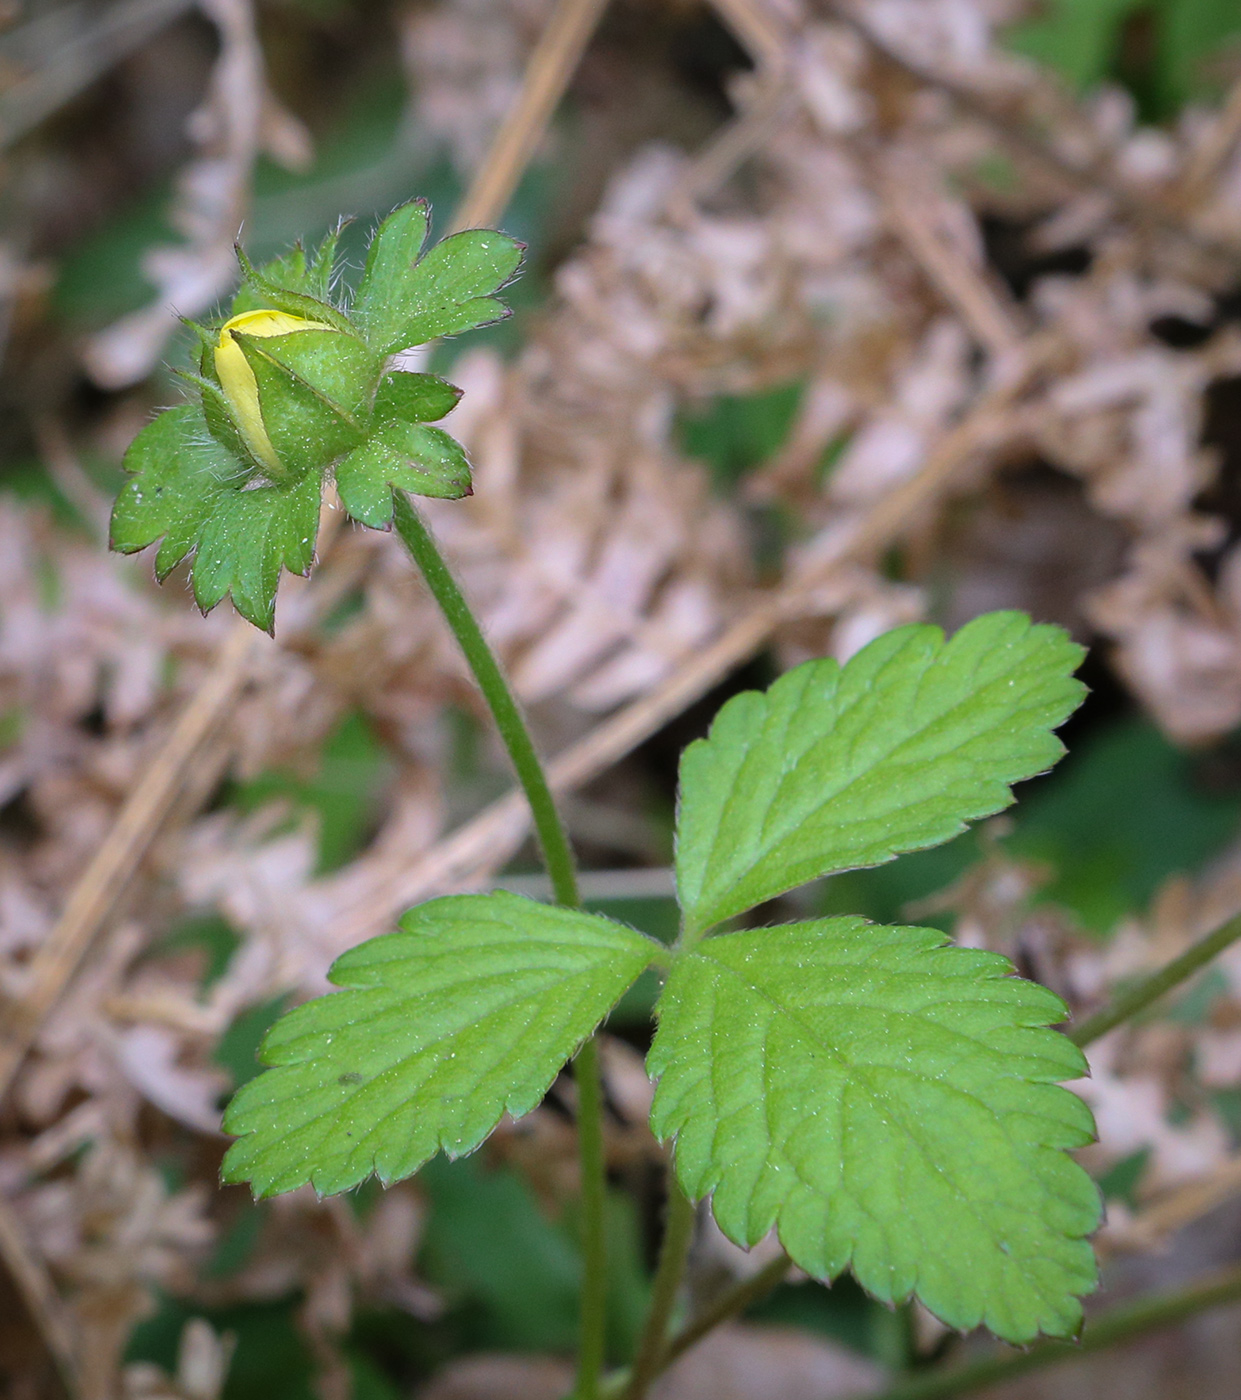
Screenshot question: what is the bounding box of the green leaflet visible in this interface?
[229,228,341,311]
[221,893,657,1198]
[112,400,321,632]
[335,421,472,526]
[235,245,355,332]
[676,612,1085,934]
[110,404,248,579]
[374,370,463,426]
[334,370,472,525]
[191,469,321,634]
[648,919,1100,1343]
[352,205,524,355]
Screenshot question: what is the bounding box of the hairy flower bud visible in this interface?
[214,309,334,475]
[113,201,522,631]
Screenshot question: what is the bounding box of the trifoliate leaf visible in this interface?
[190,468,321,633]
[336,421,472,525]
[375,370,462,425]
[676,612,1085,935]
[648,919,1100,1342]
[353,201,524,354]
[111,404,248,579]
[222,892,657,1197]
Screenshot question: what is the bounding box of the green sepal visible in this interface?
[336,422,471,526]
[374,370,462,425]
[175,370,263,473]
[221,891,657,1198]
[232,332,367,477]
[180,317,221,382]
[190,468,321,633]
[228,244,311,316]
[307,222,349,300]
[247,326,382,423]
[110,404,248,579]
[235,246,354,334]
[353,202,524,354]
[648,918,1101,1343]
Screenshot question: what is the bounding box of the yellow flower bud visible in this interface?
[215,309,333,474]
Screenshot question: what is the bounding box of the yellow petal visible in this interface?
[214,310,333,475]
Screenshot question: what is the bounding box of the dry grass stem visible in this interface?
[0,620,260,1101]
[448,0,613,233]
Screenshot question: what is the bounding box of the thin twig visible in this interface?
[660,1253,793,1369]
[0,0,194,149]
[1069,913,1241,1048]
[449,0,612,233]
[672,0,792,204]
[856,1260,1241,1400]
[599,1252,793,1399]
[622,1184,697,1400]
[0,1196,79,1397]
[878,160,1025,362]
[0,620,261,1101]
[707,0,789,73]
[1102,1154,1241,1255]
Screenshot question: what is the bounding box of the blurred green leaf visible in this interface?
[1096,1148,1151,1208]
[419,1155,582,1352]
[232,711,392,874]
[603,1191,650,1361]
[53,185,177,329]
[677,381,803,489]
[1156,0,1241,113]
[215,997,288,1089]
[1006,0,1241,120]
[747,1276,878,1359]
[1005,719,1241,932]
[126,1298,315,1400]
[1007,0,1142,94]
[156,912,242,989]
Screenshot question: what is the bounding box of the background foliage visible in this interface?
[4,0,1241,1397]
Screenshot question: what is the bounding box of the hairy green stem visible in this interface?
[865,1260,1241,1400]
[1069,912,1241,1048]
[623,1181,698,1400]
[573,1036,609,1399]
[392,493,607,1398]
[392,492,579,908]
